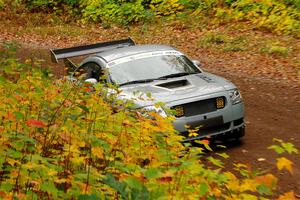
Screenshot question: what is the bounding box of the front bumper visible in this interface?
[171,97,245,142]
[179,118,245,142]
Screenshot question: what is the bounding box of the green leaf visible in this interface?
[41,182,58,198]
[203,143,212,151]
[216,152,230,159]
[6,149,22,159]
[78,194,99,200]
[78,104,89,112]
[13,111,24,121]
[26,191,38,200]
[131,186,150,200]
[207,156,224,168]
[144,168,161,179]
[1,183,13,192]
[281,142,298,154]
[125,177,143,191]
[216,145,227,148]
[207,195,217,200]
[272,138,283,143]
[146,92,152,98]
[35,86,43,94]
[199,182,209,196]
[257,184,272,195]
[68,114,78,120]
[0,76,6,83]
[74,173,88,181]
[268,145,285,154]
[103,174,128,198]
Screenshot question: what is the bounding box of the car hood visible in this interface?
[118,72,236,108]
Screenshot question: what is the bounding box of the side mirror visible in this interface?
[192,60,201,67]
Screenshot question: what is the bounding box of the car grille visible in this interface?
[171,97,226,117]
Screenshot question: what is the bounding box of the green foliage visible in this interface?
[150,0,184,17]
[1,0,299,35]
[25,0,80,10]
[199,31,229,46]
[268,138,298,154]
[0,0,4,9]
[199,31,248,52]
[0,0,24,11]
[260,41,290,56]
[80,0,149,25]
[215,0,300,36]
[0,43,297,198]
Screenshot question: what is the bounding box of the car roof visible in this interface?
[94,45,176,62]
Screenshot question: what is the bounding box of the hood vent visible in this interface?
[156,79,190,89]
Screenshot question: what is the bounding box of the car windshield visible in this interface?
[108,53,201,85]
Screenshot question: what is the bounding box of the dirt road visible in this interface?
[206,66,300,195]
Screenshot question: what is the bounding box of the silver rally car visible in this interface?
[51,38,245,142]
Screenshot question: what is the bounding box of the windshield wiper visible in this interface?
[158,72,198,79]
[119,72,197,86]
[119,77,167,86]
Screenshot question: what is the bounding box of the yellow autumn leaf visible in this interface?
[276,157,293,174]
[188,132,198,137]
[161,170,174,178]
[70,144,81,154]
[55,178,69,184]
[6,158,20,166]
[48,169,58,176]
[77,141,86,147]
[224,172,240,192]
[92,147,104,159]
[213,187,222,197]
[240,194,258,200]
[278,191,295,200]
[240,179,257,192]
[23,162,33,170]
[70,156,85,165]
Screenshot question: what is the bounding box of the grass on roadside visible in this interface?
[198,31,248,52]
[260,41,290,57]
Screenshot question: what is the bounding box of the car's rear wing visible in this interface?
[50,38,135,63]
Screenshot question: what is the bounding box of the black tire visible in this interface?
[76,63,102,81]
[236,126,246,138]
[231,126,245,142]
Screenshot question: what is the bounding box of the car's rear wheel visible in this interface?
[75,62,102,82]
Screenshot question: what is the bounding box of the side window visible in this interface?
[79,62,103,82]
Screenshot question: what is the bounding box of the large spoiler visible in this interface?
[50,38,135,63]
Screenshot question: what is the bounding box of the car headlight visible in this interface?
[140,105,167,118]
[229,89,242,105]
